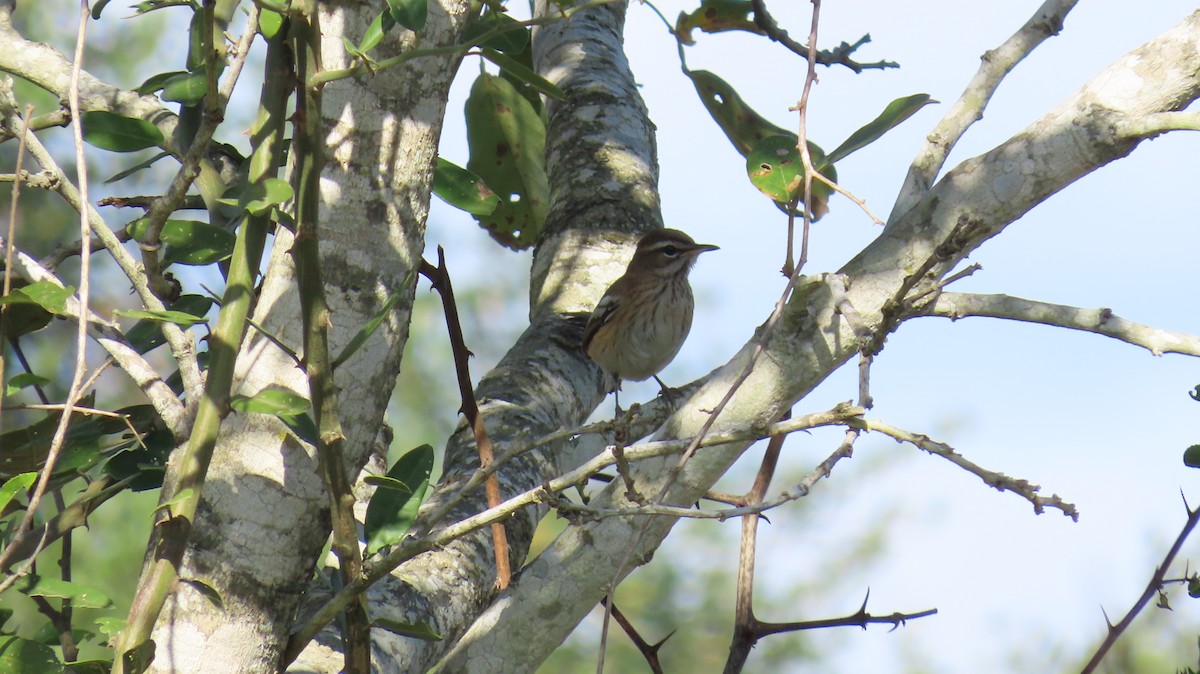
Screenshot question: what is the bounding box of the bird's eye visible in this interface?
[661,245,680,257]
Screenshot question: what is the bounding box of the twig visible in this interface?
[420,251,513,591]
[0,0,94,600]
[284,404,867,658]
[889,0,1078,221]
[0,234,185,433]
[746,0,896,72]
[757,590,937,635]
[920,291,1200,357]
[607,597,669,674]
[862,418,1079,519]
[723,412,788,673]
[1079,493,1200,674]
[0,102,32,434]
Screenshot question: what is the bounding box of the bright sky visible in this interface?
[431,1,1200,671]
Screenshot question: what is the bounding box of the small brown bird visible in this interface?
[583,228,718,401]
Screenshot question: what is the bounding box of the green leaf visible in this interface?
[32,623,93,647]
[5,373,51,397]
[673,0,763,45]
[463,10,529,54]
[746,135,836,218]
[103,426,174,492]
[0,401,118,478]
[180,578,224,610]
[16,574,113,609]
[362,475,412,494]
[687,69,794,158]
[160,70,209,105]
[0,635,63,674]
[94,616,125,638]
[0,472,37,516]
[364,444,433,556]
[91,0,113,19]
[359,10,397,53]
[80,111,164,152]
[258,9,285,40]
[61,660,111,674]
[278,413,319,446]
[432,158,499,217]
[432,157,496,214]
[230,388,310,417]
[114,308,208,327]
[386,0,427,31]
[371,617,442,641]
[0,285,54,337]
[121,639,155,674]
[0,281,73,316]
[465,73,548,250]
[1184,445,1200,468]
[155,488,194,518]
[125,295,214,354]
[480,48,565,101]
[127,219,236,267]
[135,71,188,95]
[826,93,936,165]
[218,177,294,216]
[333,290,405,368]
[105,150,172,184]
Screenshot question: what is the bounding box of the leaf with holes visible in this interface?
[687,69,794,158]
[465,73,548,250]
[746,135,836,219]
[432,158,499,217]
[674,0,763,45]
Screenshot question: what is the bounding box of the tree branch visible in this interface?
[889,0,1079,221]
[920,291,1200,357]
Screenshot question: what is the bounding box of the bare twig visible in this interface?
[862,418,1078,519]
[285,404,867,657]
[890,0,1079,221]
[746,0,896,72]
[0,101,32,433]
[0,0,94,598]
[420,251,513,591]
[920,291,1200,357]
[606,597,670,674]
[724,412,787,673]
[1079,494,1200,674]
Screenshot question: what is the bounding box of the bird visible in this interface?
[582,228,718,409]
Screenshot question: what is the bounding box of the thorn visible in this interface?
[652,629,677,650]
[858,588,871,612]
[1100,605,1113,629]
